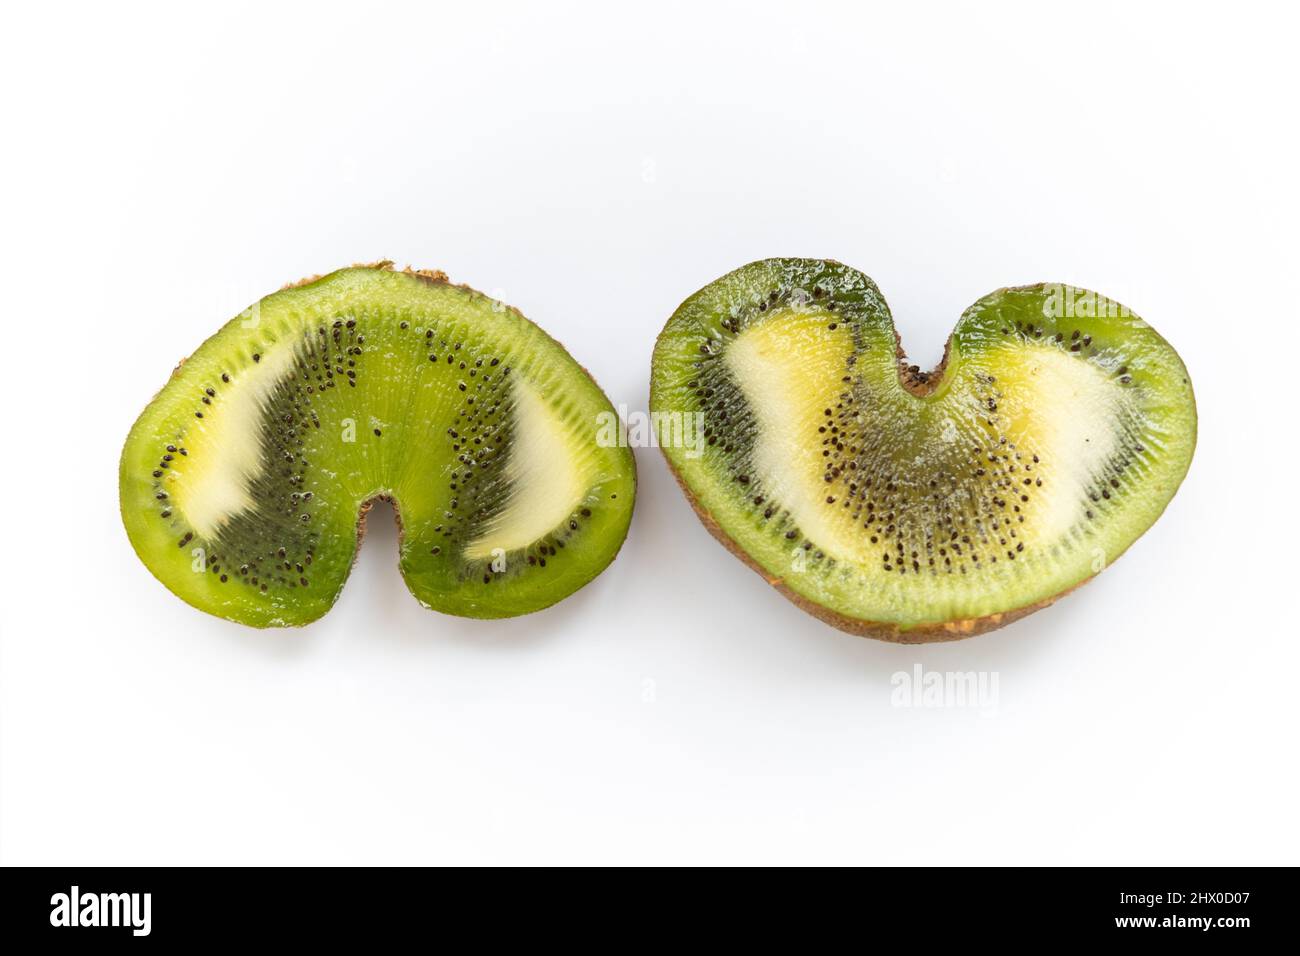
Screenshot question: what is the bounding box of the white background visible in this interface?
[1,1,1296,865]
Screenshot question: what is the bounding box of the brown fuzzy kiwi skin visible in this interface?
[661,451,1093,643]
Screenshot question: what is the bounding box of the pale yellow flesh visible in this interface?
[463,376,595,560]
[988,345,1124,549]
[169,339,299,540]
[726,314,861,560]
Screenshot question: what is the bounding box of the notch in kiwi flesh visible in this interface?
[650,258,1195,643]
[120,263,635,627]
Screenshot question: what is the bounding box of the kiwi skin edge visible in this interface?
[659,448,1091,643]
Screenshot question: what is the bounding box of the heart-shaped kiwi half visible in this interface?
[650,258,1195,642]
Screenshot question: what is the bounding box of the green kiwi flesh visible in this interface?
[121,264,635,627]
[650,258,1196,642]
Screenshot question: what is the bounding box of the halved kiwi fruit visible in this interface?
[650,258,1195,642]
[121,263,635,626]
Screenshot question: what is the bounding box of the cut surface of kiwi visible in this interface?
[650,258,1195,642]
[121,263,635,626]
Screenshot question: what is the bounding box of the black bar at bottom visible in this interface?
[0,866,1290,943]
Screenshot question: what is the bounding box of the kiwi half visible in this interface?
[650,258,1195,642]
[121,263,635,627]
